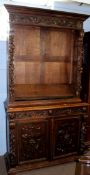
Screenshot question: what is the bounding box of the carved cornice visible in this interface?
[10,13,82,30]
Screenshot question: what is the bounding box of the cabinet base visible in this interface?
[8,155,79,175]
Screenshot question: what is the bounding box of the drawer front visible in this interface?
[8,106,88,120]
[47,106,88,117]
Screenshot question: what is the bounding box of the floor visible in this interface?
[1,151,90,175]
[16,151,90,175]
[17,162,76,175]
[0,156,7,175]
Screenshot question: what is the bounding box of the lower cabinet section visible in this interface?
[6,105,88,173]
[15,117,81,164]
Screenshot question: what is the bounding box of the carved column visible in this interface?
[8,28,15,102]
[8,113,17,167]
[76,30,84,97]
[79,115,87,154]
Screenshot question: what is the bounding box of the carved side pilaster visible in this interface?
[8,113,17,167]
[9,123,17,167]
[76,30,84,97]
[9,31,15,101]
[79,116,87,154]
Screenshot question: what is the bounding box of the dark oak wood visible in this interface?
[5,4,89,175]
[82,32,90,147]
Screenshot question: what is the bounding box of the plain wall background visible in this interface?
[0,2,90,155]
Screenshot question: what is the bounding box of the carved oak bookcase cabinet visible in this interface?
[5,4,89,175]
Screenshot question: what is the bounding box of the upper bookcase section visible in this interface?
[5,4,89,103]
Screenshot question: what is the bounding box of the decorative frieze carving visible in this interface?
[8,111,47,120]
[10,13,82,30]
[8,106,88,120]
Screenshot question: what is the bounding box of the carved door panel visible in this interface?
[53,117,81,159]
[16,119,49,163]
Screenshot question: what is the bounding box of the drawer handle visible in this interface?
[48,110,52,115]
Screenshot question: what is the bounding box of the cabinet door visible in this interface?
[16,119,49,163]
[53,117,80,159]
